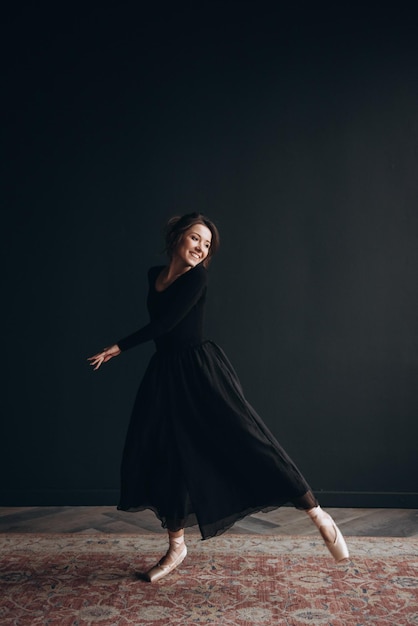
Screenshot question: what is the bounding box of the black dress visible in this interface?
[116,264,317,539]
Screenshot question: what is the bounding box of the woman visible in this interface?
[88,213,349,582]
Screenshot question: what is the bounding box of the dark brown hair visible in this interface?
[164,213,220,267]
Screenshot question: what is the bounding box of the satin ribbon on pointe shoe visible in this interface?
[145,541,187,582]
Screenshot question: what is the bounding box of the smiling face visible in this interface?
[173,223,212,268]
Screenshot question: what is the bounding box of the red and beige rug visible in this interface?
[1,533,417,625]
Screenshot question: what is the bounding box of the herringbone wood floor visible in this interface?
[0,506,417,537]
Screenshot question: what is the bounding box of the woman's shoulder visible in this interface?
[192,263,208,276]
[187,264,208,285]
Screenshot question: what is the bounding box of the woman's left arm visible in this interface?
[87,344,121,371]
[117,265,207,352]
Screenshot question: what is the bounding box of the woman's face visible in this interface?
[174,223,212,267]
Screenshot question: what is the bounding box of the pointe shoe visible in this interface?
[307,507,349,563]
[318,520,350,563]
[145,543,187,582]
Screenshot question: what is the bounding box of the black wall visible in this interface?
[2,4,418,508]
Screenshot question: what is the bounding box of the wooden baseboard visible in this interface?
[0,490,417,508]
[0,490,120,506]
[313,491,418,509]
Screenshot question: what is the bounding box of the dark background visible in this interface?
[2,3,417,508]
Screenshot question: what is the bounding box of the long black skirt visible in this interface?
[117,340,317,539]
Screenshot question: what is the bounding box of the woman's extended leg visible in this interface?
[145,529,187,582]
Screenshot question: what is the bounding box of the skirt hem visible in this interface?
[117,489,317,540]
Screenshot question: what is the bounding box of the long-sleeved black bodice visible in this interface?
[117,264,207,353]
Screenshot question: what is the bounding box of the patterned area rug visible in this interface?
[1,534,418,625]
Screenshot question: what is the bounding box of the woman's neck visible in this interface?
[158,259,192,289]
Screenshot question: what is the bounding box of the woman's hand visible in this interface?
[88,344,121,371]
